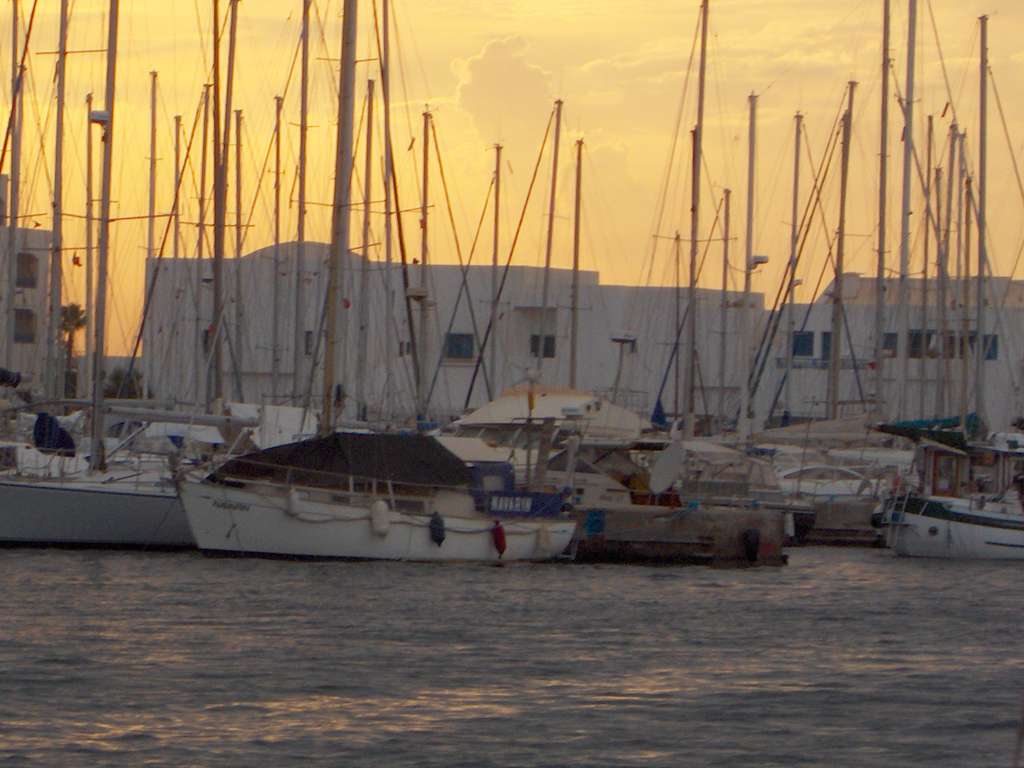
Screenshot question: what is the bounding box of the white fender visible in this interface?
[370,500,391,538]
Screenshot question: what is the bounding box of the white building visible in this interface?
[144,243,1023,433]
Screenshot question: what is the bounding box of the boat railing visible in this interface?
[214,456,464,501]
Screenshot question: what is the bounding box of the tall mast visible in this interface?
[234,108,244,398]
[355,79,373,421]
[897,0,917,419]
[84,92,94,400]
[937,122,957,416]
[718,188,730,429]
[272,95,282,401]
[959,140,970,430]
[321,0,356,434]
[293,0,310,399]
[875,0,890,418]
[919,113,933,418]
[535,98,563,383]
[173,113,182,402]
[828,82,855,421]
[489,143,501,399]
[48,0,69,401]
[975,14,988,424]
[196,84,210,405]
[144,70,157,399]
[382,0,394,419]
[211,0,222,406]
[416,108,430,421]
[569,138,582,390]
[684,129,698,436]
[785,112,802,417]
[738,89,754,441]
[7,3,21,368]
[89,0,119,470]
[685,0,708,439]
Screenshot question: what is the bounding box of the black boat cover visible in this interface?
[211,431,472,488]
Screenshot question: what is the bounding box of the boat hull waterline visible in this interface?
[887,495,1024,559]
[179,480,576,562]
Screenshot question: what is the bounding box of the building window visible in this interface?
[443,333,475,360]
[398,340,412,357]
[304,330,314,355]
[530,334,556,359]
[908,329,924,359]
[792,331,814,358]
[821,331,831,361]
[16,252,37,289]
[983,334,998,361]
[13,308,34,344]
[883,333,898,358]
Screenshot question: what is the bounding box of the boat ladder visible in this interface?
[885,490,912,550]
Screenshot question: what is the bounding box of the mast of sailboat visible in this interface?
[47,0,68,402]
[875,0,890,420]
[89,0,119,471]
[355,79,374,421]
[144,71,157,402]
[897,0,917,419]
[321,0,357,434]
[738,89,754,441]
[937,122,956,416]
[381,0,395,420]
[919,114,932,419]
[294,0,310,400]
[234,107,244,398]
[673,231,681,414]
[416,108,430,422]
[570,138,582,390]
[975,14,988,425]
[211,0,223,406]
[272,95,282,402]
[7,3,21,369]
[84,92,93,400]
[196,84,210,404]
[683,127,698,437]
[785,112,802,417]
[173,113,182,403]
[489,143,501,400]
[828,82,855,421]
[684,0,708,439]
[535,98,563,384]
[718,188,730,429]
[958,140,966,434]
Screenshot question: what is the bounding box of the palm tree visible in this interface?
[61,303,86,397]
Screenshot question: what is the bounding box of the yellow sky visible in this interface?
[7,0,1024,354]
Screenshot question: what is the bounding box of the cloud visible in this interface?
[453,36,555,149]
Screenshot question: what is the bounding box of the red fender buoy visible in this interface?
[491,521,507,559]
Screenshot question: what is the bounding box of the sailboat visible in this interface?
[176,0,576,562]
[0,0,200,549]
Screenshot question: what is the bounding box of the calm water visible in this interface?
[0,545,1021,767]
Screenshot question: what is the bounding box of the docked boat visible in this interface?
[0,419,191,548]
[878,432,1024,559]
[178,431,576,562]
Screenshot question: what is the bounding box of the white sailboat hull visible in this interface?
[0,478,190,547]
[179,479,575,562]
[888,495,1024,559]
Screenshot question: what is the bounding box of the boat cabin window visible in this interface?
[930,452,962,497]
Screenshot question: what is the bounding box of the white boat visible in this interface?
[0,435,190,548]
[880,433,1024,559]
[178,431,576,562]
